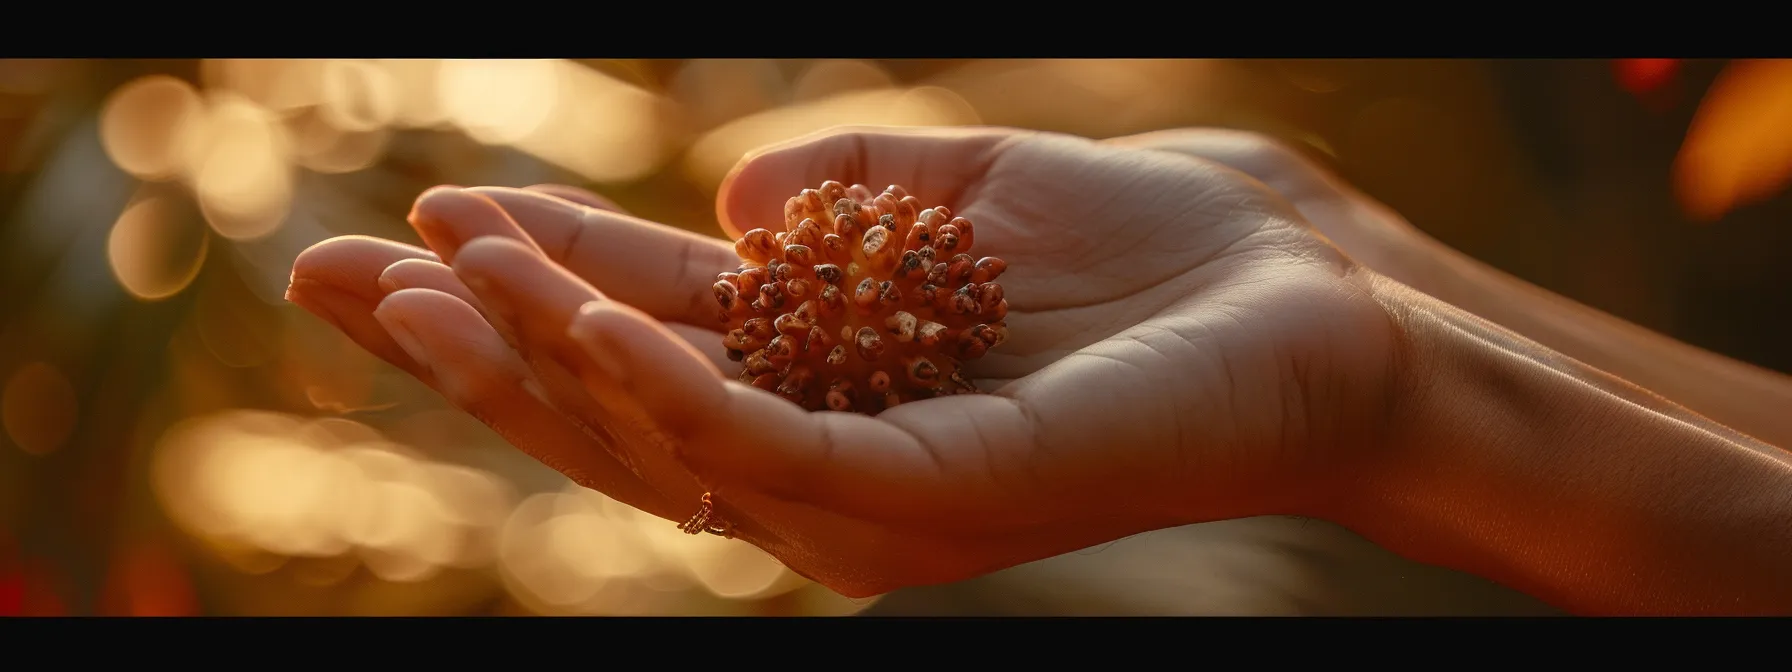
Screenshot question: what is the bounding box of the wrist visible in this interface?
[1337,275,1792,614]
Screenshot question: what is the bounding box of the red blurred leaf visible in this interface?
[1614,58,1679,96]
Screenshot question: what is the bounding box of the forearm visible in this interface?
[1347,276,1792,616]
[1388,230,1792,449]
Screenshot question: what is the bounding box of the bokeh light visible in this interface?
[8,59,1790,616]
[105,190,209,300]
[99,75,205,181]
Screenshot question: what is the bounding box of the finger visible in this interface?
[372,288,676,521]
[287,235,440,384]
[450,236,713,498]
[566,299,1048,531]
[522,184,626,213]
[406,187,546,264]
[1105,129,1349,203]
[715,125,1024,240]
[382,237,736,376]
[461,186,740,328]
[377,258,487,313]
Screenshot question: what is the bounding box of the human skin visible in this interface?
[1112,129,1792,452]
[287,126,1792,614]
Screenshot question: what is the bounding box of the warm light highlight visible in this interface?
[99,75,205,181]
[1673,59,1792,223]
[106,193,209,301]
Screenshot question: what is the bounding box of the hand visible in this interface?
[1115,129,1792,453]
[290,126,1401,598]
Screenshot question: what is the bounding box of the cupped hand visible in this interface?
[289,126,1401,597]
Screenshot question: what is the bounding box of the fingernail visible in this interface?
[568,307,630,385]
[376,273,402,295]
[372,309,433,378]
[285,282,359,331]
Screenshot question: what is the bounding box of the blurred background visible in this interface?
[2,58,1788,616]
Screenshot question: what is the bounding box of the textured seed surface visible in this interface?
[717,182,1011,414]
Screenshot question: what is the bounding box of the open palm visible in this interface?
[289,126,1398,597]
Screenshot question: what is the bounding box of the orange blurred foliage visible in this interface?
[1673,59,1792,223]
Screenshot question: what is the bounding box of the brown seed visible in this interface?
[985,323,1009,347]
[754,283,787,312]
[917,246,937,270]
[896,196,921,228]
[743,317,774,342]
[736,229,778,264]
[876,280,901,307]
[957,329,989,360]
[822,233,850,264]
[855,327,885,361]
[977,283,1004,313]
[884,185,909,200]
[804,325,830,354]
[745,350,777,375]
[825,378,857,411]
[853,278,879,309]
[778,366,814,402]
[935,225,960,252]
[724,183,1014,415]
[820,181,847,204]
[862,225,892,258]
[792,189,824,228]
[972,257,1007,283]
[946,254,975,284]
[817,283,845,315]
[917,208,947,229]
[791,219,825,249]
[766,335,795,364]
[713,280,738,312]
[874,193,900,219]
[949,217,975,250]
[950,284,979,315]
[848,183,877,203]
[774,313,810,338]
[886,311,918,342]
[832,213,860,242]
[896,250,924,280]
[903,221,931,252]
[752,372,783,392]
[904,355,939,386]
[926,262,949,286]
[986,299,1009,322]
[785,247,817,273]
[738,268,768,299]
[916,320,948,347]
[723,329,751,351]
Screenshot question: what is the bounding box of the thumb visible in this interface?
[714,125,1022,240]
